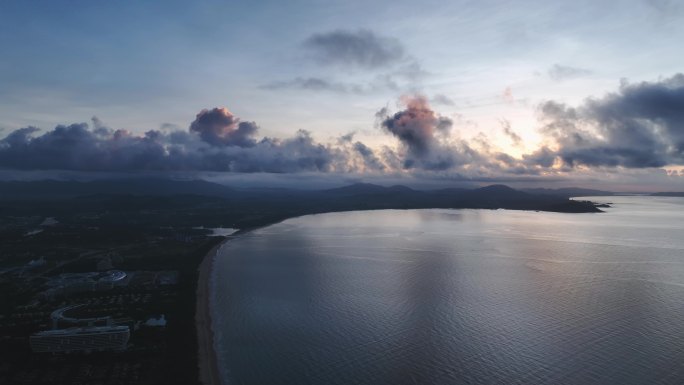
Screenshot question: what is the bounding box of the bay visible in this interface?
[211,196,684,385]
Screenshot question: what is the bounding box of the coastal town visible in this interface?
[0,199,227,385]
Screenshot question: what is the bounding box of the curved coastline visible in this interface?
[197,199,684,384]
[194,204,606,384]
[196,227,270,385]
[196,240,225,385]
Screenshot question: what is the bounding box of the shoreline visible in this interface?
[196,240,225,385]
[195,227,266,385]
[192,203,605,385]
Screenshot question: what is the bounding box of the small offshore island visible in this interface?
[0,178,608,384]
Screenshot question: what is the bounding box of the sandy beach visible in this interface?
[196,242,224,385]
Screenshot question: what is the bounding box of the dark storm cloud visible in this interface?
[377,95,479,171]
[533,73,684,168]
[379,95,452,156]
[522,146,557,168]
[548,64,593,81]
[336,132,386,171]
[352,142,385,171]
[0,123,173,171]
[8,73,683,180]
[189,107,258,147]
[223,131,339,173]
[0,109,369,173]
[304,29,406,69]
[1,126,40,147]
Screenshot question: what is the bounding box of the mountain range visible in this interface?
[0,179,612,213]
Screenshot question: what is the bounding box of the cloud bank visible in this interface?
[1,74,683,188]
[534,73,684,168]
[0,117,350,173]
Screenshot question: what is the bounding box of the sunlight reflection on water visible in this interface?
[212,196,684,385]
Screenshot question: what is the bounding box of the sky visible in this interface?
[1,0,683,191]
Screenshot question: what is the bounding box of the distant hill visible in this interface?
[522,187,614,198]
[0,178,235,200]
[651,192,684,197]
[315,182,598,213]
[467,184,529,199]
[0,179,602,213]
[324,183,401,196]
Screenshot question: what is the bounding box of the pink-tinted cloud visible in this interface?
[378,95,452,157]
[190,107,258,147]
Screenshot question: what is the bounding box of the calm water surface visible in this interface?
[211,196,684,385]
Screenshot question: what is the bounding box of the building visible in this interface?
[39,270,130,299]
[30,303,131,353]
[29,325,130,353]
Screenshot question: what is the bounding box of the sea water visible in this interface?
[211,196,684,385]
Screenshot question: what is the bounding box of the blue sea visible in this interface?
[210,196,684,385]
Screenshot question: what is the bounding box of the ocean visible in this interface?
[210,196,684,385]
